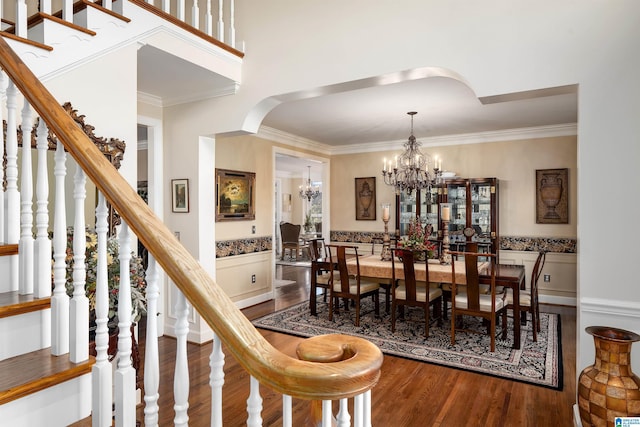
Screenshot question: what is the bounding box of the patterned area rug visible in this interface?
[253,298,563,390]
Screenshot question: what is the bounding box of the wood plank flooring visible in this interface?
[75,264,576,426]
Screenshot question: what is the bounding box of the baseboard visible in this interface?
[540,295,576,307]
[234,292,274,310]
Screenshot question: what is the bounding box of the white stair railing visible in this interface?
[5,81,20,292]
[143,256,161,427]
[18,101,34,296]
[34,119,52,299]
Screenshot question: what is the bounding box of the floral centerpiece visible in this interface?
[64,228,147,326]
[399,217,437,259]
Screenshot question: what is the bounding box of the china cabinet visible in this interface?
[394,186,440,238]
[441,177,499,256]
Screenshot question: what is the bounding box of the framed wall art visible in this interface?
[216,168,256,221]
[536,168,568,224]
[171,179,189,213]
[355,177,376,220]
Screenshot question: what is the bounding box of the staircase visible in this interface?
[0,2,383,426]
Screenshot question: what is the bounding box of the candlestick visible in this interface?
[441,203,451,221]
[381,203,392,261]
[440,218,452,265]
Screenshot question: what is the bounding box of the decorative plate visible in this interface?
[463,226,475,237]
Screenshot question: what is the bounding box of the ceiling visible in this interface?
[137,51,578,179]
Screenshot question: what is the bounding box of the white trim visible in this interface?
[258,123,577,156]
[580,297,640,318]
[234,292,274,310]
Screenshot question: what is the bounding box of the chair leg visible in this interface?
[490,316,496,352]
[391,301,397,332]
[531,309,538,342]
[355,298,360,327]
[424,304,430,338]
[328,294,334,321]
[450,310,456,346]
[374,292,380,317]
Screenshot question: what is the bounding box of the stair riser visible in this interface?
[0,374,91,427]
[0,309,51,361]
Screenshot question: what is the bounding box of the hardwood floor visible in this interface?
[75,264,577,426]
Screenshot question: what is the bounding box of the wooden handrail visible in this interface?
[0,36,382,400]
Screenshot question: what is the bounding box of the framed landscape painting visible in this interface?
[216,169,256,221]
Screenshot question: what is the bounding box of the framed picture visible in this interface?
[536,168,568,224]
[171,179,190,213]
[355,177,376,220]
[216,168,256,221]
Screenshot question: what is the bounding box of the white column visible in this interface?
[161,0,171,14]
[62,0,73,22]
[363,390,372,427]
[51,141,68,356]
[92,193,112,427]
[246,376,263,427]
[115,223,136,426]
[102,0,112,11]
[18,101,34,295]
[40,0,52,14]
[354,393,364,427]
[322,400,332,427]
[177,0,185,21]
[34,119,52,299]
[210,332,225,427]
[144,257,160,427]
[173,290,190,427]
[70,162,88,363]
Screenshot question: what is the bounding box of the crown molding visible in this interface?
[257,126,332,156]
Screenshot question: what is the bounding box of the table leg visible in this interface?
[310,262,318,316]
[512,286,521,349]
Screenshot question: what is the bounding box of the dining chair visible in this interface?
[505,250,546,341]
[279,222,307,261]
[309,238,331,310]
[390,248,443,338]
[327,245,380,327]
[449,251,507,352]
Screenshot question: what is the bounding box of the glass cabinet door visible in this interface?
[471,182,492,237]
[420,187,439,239]
[446,181,467,233]
[398,192,417,236]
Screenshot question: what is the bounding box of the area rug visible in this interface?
[253,298,563,390]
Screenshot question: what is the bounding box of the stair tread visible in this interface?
[0,348,95,405]
[0,291,51,319]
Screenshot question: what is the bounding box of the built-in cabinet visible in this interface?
[395,177,499,256]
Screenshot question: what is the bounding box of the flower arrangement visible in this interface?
[399,217,437,257]
[64,228,147,325]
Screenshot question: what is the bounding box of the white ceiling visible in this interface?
[137,51,578,179]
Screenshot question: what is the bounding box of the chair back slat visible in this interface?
[390,248,429,303]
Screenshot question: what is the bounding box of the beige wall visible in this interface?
[331,136,577,239]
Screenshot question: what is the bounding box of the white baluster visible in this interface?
[246,376,263,427]
[0,72,6,243]
[144,257,160,427]
[40,0,52,14]
[217,0,224,42]
[161,0,171,14]
[228,0,235,47]
[210,332,225,427]
[62,0,73,22]
[177,0,185,21]
[353,393,364,427]
[205,0,213,36]
[18,101,34,295]
[51,141,68,356]
[103,0,113,11]
[92,193,112,427]
[15,0,27,38]
[363,390,372,427]
[282,395,292,427]
[337,398,351,427]
[192,0,200,30]
[5,82,19,292]
[115,223,136,426]
[70,162,88,363]
[173,290,190,426]
[322,400,332,427]
[34,119,51,299]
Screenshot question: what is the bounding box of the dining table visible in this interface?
[344,254,525,349]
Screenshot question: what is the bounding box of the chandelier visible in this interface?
[299,166,320,201]
[382,111,442,195]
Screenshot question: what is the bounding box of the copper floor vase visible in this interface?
[578,326,640,426]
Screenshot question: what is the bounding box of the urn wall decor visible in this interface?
[577,326,640,426]
[536,168,569,224]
